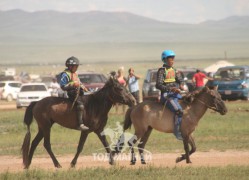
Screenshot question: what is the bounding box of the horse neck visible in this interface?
[187,93,209,123]
[90,90,113,115]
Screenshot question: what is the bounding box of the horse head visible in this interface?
[198,86,227,115]
[104,73,136,107]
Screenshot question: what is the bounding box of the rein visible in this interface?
[195,97,218,112]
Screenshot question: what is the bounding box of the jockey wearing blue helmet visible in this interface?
[156,50,184,140]
[161,50,176,65]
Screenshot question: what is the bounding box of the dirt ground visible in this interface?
[0,150,249,173]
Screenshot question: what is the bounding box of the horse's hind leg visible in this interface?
[42,126,61,168]
[128,133,141,165]
[138,127,153,164]
[71,131,89,167]
[26,129,43,168]
[96,132,114,165]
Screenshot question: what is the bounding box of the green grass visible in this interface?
[0,101,249,156]
[1,165,249,180]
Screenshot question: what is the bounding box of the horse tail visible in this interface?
[21,101,36,168]
[123,107,133,131]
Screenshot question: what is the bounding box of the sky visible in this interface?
[0,0,249,23]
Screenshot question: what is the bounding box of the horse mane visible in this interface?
[182,86,213,105]
[182,89,202,105]
[84,77,117,117]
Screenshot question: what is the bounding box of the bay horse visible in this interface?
[21,75,136,169]
[112,86,227,164]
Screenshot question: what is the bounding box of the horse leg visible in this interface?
[42,126,61,168]
[96,132,114,165]
[111,133,125,156]
[25,129,43,169]
[128,134,140,165]
[176,135,196,163]
[71,131,89,168]
[137,127,153,164]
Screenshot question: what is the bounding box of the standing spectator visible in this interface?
[115,67,127,114]
[192,69,213,90]
[49,77,60,97]
[127,67,140,104]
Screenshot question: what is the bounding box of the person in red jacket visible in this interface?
[192,69,213,90]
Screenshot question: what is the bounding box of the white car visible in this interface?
[16,83,51,108]
[0,81,22,101]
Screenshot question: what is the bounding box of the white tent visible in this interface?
[204,60,235,73]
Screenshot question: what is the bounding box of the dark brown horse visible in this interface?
[22,75,136,169]
[112,86,227,165]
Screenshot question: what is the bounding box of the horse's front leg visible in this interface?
[183,136,191,163]
[176,134,196,163]
[96,132,114,165]
[71,131,89,167]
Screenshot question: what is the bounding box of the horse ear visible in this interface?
[110,71,116,78]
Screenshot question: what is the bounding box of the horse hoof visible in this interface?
[109,160,115,165]
[56,164,62,168]
[70,163,76,168]
[176,157,182,163]
[141,160,146,164]
[130,161,136,165]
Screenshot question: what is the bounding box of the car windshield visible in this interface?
[79,74,106,84]
[21,85,47,92]
[214,68,245,80]
[150,71,157,82]
[182,72,195,80]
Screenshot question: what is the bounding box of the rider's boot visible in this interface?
[77,105,89,131]
[174,111,183,140]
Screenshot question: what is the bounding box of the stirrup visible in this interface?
[78,124,89,131]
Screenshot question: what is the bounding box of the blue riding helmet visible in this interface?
[161,50,175,64]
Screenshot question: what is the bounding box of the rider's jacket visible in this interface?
[60,69,83,97]
[156,64,183,93]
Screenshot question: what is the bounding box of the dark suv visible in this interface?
[142,69,161,101]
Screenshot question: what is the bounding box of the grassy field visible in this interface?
[1,166,249,180]
[0,101,248,156]
[0,100,249,179]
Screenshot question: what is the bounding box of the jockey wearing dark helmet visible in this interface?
[60,56,89,131]
[156,50,184,140]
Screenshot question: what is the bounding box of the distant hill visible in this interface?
[0,10,249,64]
[0,9,249,44]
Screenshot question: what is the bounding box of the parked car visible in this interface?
[207,65,249,100]
[78,72,107,95]
[0,81,22,101]
[142,69,161,101]
[16,83,51,108]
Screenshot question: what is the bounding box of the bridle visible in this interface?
[107,85,131,105]
[195,94,224,113]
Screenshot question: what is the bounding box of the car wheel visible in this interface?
[6,94,13,102]
[243,92,249,101]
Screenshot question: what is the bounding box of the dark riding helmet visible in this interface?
[65,56,80,67]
